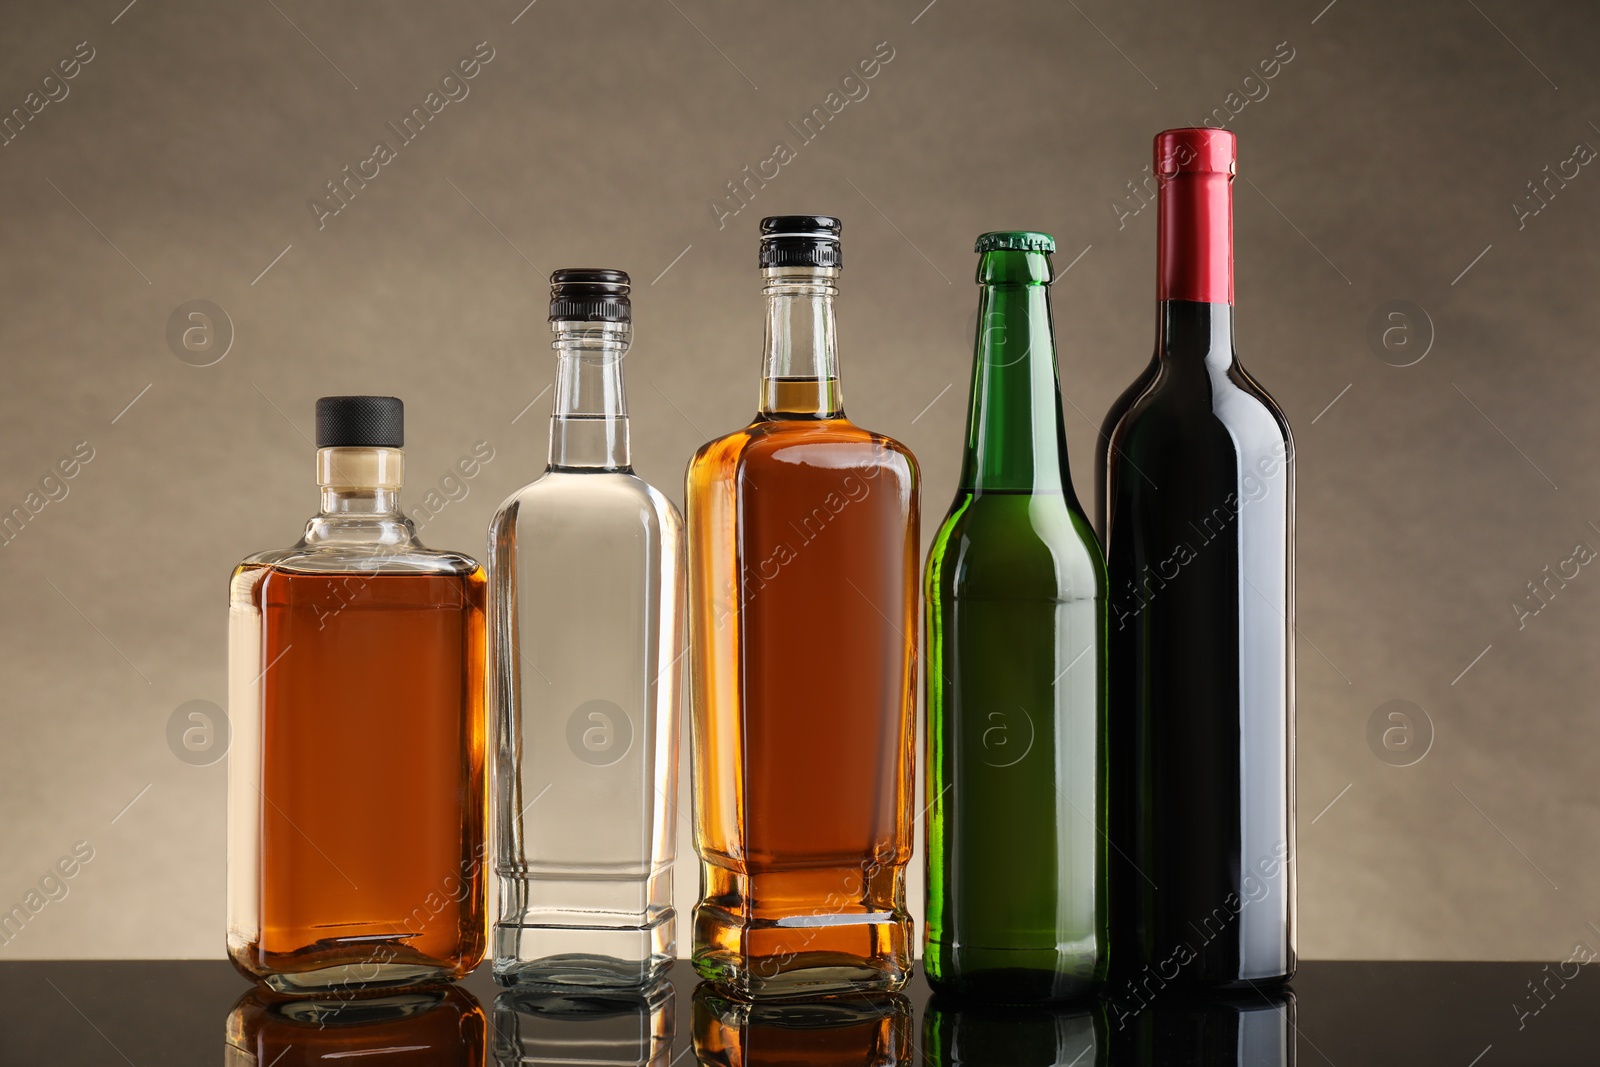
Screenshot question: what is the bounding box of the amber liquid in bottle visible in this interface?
[688,259,919,998]
[228,437,487,993]
[247,571,485,973]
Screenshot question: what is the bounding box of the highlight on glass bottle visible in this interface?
[923,232,1108,1003]
[226,396,488,994]
[489,269,684,990]
[686,215,920,998]
[1098,127,1296,990]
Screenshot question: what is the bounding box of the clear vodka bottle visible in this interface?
[489,270,684,989]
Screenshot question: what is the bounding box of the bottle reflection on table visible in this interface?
[493,980,675,1066]
[1106,988,1296,1066]
[224,984,485,1066]
[692,982,911,1066]
[921,996,1102,1066]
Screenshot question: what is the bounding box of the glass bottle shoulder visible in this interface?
[927,488,1103,604]
[236,543,480,573]
[687,415,918,489]
[491,468,683,546]
[1112,348,1291,460]
[1225,360,1294,455]
[1099,356,1159,449]
[493,468,684,530]
[232,520,482,595]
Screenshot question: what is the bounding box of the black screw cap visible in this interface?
[550,268,631,323]
[759,215,842,270]
[315,396,404,448]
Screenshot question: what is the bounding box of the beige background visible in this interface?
[0,0,1595,962]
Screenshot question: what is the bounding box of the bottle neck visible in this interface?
[320,487,400,515]
[549,320,631,471]
[1157,163,1234,305]
[759,266,842,419]
[960,249,1070,493]
[1156,300,1236,371]
[308,447,415,546]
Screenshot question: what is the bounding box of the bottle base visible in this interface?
[693,909,910,998]
[229,935,479,996]
[1105,955,1296,994]
[695,955,909,1000]
[693,859,912,997]
[255,961,463,996]
[923,941,1104,1004]
[1184,968,1297,991]
[493,918,674,991]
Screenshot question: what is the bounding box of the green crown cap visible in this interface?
[974,231,1056,254]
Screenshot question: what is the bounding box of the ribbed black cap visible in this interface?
[550,268,631,323]
[759,215,842,269]
[315,396,404,448]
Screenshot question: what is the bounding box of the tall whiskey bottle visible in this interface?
[686,215,920,998]
[489,269,683,989]
[227,396,487,993]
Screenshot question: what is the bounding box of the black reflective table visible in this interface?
[0,960,1583,1064]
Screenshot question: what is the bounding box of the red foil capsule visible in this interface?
[1155,127,1236,305]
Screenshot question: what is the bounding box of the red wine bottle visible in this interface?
[1097,128,1295,989]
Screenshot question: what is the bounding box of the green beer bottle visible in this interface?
[923,231,1109,1003]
